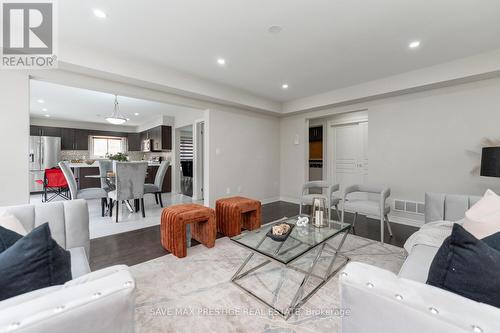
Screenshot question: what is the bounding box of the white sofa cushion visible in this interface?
[69,247,91,278]
[399,244,439,282]
[343,199,390,217]
[0,214,27,236]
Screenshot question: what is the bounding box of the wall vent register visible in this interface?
[394,199,425,215]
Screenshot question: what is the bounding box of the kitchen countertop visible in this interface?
[66,161,163,168]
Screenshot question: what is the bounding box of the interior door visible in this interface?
[331,122,368,191]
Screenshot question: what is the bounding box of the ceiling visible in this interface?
[58,0,500,103]
[30,80,201,125]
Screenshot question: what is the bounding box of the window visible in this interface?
[180,136,193,161]
[89,136,127,158]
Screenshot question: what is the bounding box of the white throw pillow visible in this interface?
[462,189,500,239]
[0,214,28,236]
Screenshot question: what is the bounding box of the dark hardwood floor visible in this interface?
[89,201,417,271]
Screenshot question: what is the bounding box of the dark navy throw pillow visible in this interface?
[427,224,500,308]
[0,226,22,253]
[0,223,72,301]
[482,231,500,252]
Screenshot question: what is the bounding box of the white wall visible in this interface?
[208,108,280,207]
[280,77,500,225]
[0,72,30,206]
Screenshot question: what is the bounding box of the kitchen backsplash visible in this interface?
[61,150,172,162]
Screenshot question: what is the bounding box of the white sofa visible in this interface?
[0,200,135,333]
[340,193,500,333]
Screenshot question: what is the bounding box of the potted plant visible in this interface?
[106,152,128,162]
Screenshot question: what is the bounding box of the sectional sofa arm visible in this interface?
[339,262,500,333]
[0,265,135,333]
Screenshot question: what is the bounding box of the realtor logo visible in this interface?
[1,0,57,68]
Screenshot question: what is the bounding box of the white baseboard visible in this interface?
[261,196,281,205]
[387,215,424,228]
[278,196,300,204]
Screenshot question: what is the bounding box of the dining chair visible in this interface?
[98,159,114,192]
[144,161,170,207]
[108,161,148,222]
[58,161,108,217]
[341,184,392,244]
[299,181,342,222]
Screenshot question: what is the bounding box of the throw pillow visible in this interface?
[462,189,500,239]
[483,231,500,252]
[0,226,22,253]
[0,214,28,236]
[427,224,500,308]
[0,223,72,301]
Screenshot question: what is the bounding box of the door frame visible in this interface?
[327,114,368,187]
[193,119,205,202]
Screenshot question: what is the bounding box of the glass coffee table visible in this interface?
[231,216,351,319]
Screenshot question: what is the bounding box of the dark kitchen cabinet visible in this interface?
[30,126,42,136]
[309,126,323,142]
[128,133,142,151]
[161,126,172,150]
[140,125,172,152]
[30,125,61,137]
[61,128,89,150]
[74,129,89,150]
[146,165,172,192]
[61,128,74,150]
[78,167,100,189]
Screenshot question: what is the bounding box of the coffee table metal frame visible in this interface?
[230,217,351,320]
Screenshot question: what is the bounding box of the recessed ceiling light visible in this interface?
[217,58,226,65]
[268,25,283,34]
[37,99,45,104]
[93,9,107,19]
[44,114,50,118]
[42,108,47,112]
[134,112,140,116]
[281,83,289,89]
[409,41,421,49]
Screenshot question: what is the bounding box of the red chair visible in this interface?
[35,168,70,202]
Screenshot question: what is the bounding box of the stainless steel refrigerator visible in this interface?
[29,136,61,192]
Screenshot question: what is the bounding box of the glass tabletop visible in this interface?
[231,216,351,265]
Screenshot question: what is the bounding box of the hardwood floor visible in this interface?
[89,201,417,271]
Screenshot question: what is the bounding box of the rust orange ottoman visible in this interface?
[161,204,216,258]
[216,196,262,237]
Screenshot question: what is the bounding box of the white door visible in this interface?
[330,122,368,190]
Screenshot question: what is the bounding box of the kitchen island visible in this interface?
[67,162,171,192]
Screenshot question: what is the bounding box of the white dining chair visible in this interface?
[108,161,148,222]
[58,161,108,217]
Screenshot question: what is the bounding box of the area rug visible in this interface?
[131,234,406,333]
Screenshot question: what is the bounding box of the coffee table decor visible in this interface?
[231,216,351,320]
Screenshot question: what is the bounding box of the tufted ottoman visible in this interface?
[216,196,262,237]
[160,204,216,258]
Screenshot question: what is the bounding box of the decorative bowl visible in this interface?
[266,223,294,242]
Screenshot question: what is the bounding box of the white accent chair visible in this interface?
[342,184,392,243]
[299,181,342,221]
[0,200,135,333]
[59,161,108,217]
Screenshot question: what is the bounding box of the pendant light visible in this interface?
[106,95,127,125]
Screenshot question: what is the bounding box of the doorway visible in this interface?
[177,125,194,197]
[328,118,368,190]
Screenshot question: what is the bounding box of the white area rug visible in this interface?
[131,235,406,333]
